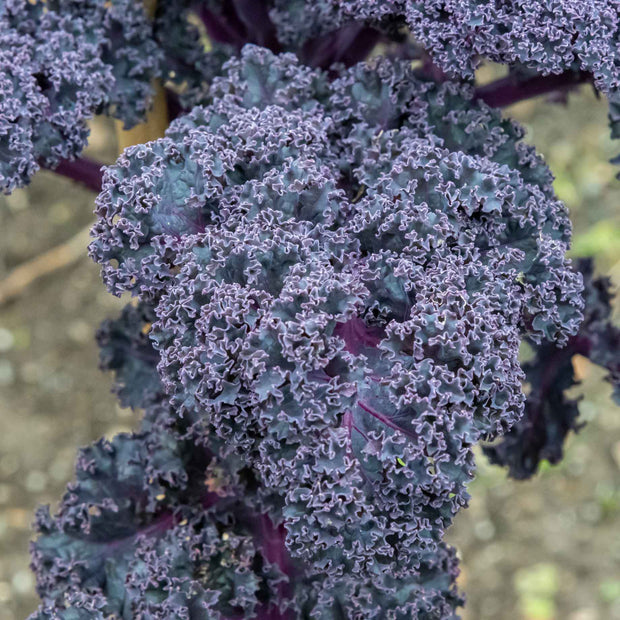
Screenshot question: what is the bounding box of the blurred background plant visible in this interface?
[0,82,618,620]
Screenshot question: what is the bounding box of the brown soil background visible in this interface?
[0,88,619,620]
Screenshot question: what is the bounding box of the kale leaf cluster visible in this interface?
[31,46,586,618]
[4,1,620,191]
[277,1,620,90]
[0,1,617,618]
[485,258,620,479]
[0,0,164,191]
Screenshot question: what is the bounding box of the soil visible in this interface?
[0,92,619,620]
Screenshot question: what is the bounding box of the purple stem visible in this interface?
[46,157,104,193]
[335,26,381,68]
[342,410,369,441]
[475,70,591,108]
[357,400,419,442]
[333,317,385,355]
[231,0,279,50]
[89,510,175,569]
[414,53,450,83]
[303,24,381,69]
[198,6,247,47]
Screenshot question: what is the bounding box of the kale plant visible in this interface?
[0,1,618,618]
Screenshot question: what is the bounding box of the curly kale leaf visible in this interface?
[97,302,163,410]
[29,418,301,619]
[280,0,620,92]
[0,0,162,191]
[86,46,584,617]
[484,258,620,479]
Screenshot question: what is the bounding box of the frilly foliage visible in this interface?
[0,0,375,191]
[0,0,161,191]
[9,1,618,618]
[285,1,620,91]
[484,258,620,479]
[4,0,620,191]
[33,299,463,618]
[191,0,620,94]
[27,46,585,618]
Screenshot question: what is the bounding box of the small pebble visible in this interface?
[11,570,34,595]
[0,328,14,353]
[25,471,47,493]
[474,519,496,541]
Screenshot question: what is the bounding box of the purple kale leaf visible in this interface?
[484,258,620,479]
[0,0,161,191]
[296,0,620,92]
[97,302,163,410]
[85,45,584,617]
[29,415,302,619]
[0,0,111,192]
